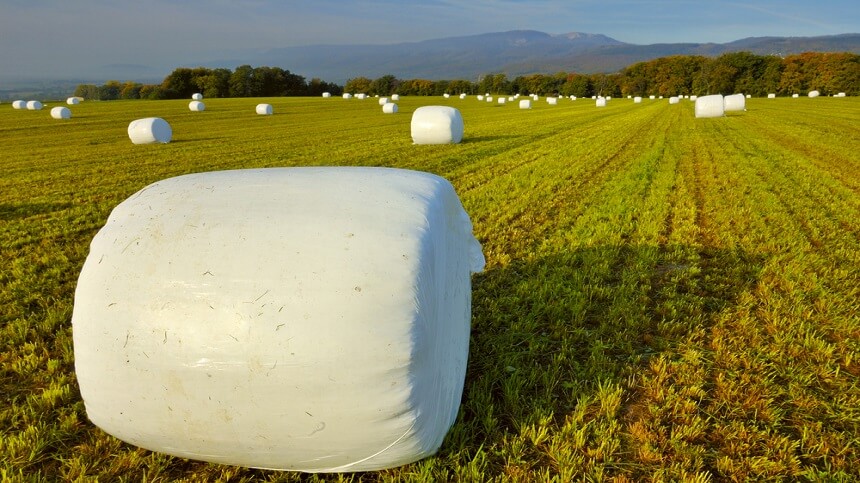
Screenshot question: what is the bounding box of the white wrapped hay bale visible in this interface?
[547,97,557,105]
[356,93,367,100]
[507,96,514,101]
[837,92,846,97]
[695,94,725,118]
[67,97,81,105]
[189,100,205,112]
[379,97,389,105]
[27,100,43,110]
[12,100,26,109]
[497,98,506,105]
[127,117,172,144]
[51,106,71,119]
[649,95,656,100]
[443,93,450,98]
[382,102,398,114]
[322,92,331,98]
[634,96,642,103]
[596,97,606,107]
[745,94,751,99]
[343,93,352,99]
[256,103,273,115]
[669,96,680,104]
[411,106,464,144]
[808,90,820,98]
[792,93,799,98]
[392,94,400,101]
[477,95,484,101]
[767,93,776,99]
[459,93,466,99]
[72,167,485,472]
[192,93,203,101]
[724,93,745,112]
[486,96,493,102]
[519,99,531,109]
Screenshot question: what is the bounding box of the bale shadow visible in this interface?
[446,243,765,456]
[0,202,73,221]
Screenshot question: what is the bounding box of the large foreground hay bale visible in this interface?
[256,103,273,115]
[72,167,485,472]
[128,117,172,144]
[723,93,745,112]
[189,100,205,112]
[411,106,464,144]
[51,106,71,119]
[382,102,398,113]
[695,94,725,118]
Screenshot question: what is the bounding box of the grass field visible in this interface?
[1,94,859,482]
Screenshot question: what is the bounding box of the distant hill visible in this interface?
[217,31,860,83]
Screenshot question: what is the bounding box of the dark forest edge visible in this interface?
[74,51,859,101]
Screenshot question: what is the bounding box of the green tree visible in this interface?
[229,65,254,97]
[344,76,372,94]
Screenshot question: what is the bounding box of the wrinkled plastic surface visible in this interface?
[410,106,464,145]
[256,103,273,115]
[127,117,172,144]
[72,167,485,472]
[695,94,724,118]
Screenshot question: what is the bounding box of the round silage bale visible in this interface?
[27,100,43,110]
[67,97,81,105]
[724,93,745,112]
[189,100,205,112]
[459,93,466,99]
[379,97,389,105]
[497,98,506,105]
[51,106,71,119]
[13,100,26,109]
[382,103,398,114]
[792,93,799,98]
[634,96,642,103]
[808,90,820,98]
[596,97,606,107]
[767,93,776,99]
[669,96,680,104]
[392,94,400,101]
[322,92,331,98]
[256,103,273,115]
[519,99,531,109]
[477,95,484,101]
[547,97,557,105]
[356,93,367,100]
[486,96,493,102]
[128,117,172,144]
[443,93,450,98]
[695,94,725,118]
[410,106,464,144]
[192,93,203,101]
[343,93,352,99]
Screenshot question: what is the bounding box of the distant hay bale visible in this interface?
[51,106,71,119]
[392,94,400,101]
[477,95,484,101]
[26,100,43,110]
[792,94,799,98]
[67,97,81,105]
[519,99,531,109]
[379,97,389,105]
[192,93,203,101]
[745,94,751,99]
[669,96,680,104]
[695,94,725,118]
[256,103,273,115]
[12,100,26,109]
[634,96,642,103]
[322,92,331,98]
[547,97,557,105]
[382,103,398,114]
[808,90,820,98]
[343,93,352,99]
[723,93,745,112]
[410,106,463,145]
[459,93,466,99]
[497,98,506,105]
[356,94,367,100]
[690,95,698,101]
[627,95,632,99]
[507,97,514,101]
[767,93,776,99]
[443,93,450,98]
[486,96,493,102]
[128,117,172,144]
[189,100,205,111]
[649,95,655,100]
[837,92,846,97]
[596,97,606,107]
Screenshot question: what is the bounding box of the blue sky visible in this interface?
[1,0,857,81]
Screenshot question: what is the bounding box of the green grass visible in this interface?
[1,95,859,481]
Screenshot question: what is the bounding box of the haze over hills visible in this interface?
[2,30,858,98]
[230,30,860,83]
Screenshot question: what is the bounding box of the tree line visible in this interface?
[73,65,343,100]
[74,51,858,101]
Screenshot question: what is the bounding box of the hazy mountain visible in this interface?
[238,31,860,83]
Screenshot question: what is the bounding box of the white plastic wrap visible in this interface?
[634,97,642,103]
[723,93,745,112]
[72,167,485,472]
[67,97,81,105]
[669,96,680,104]
[343,93,352,99]
[26,100,43,110]
[256,103,273,115]
[192,93,203,100]
[519,99,531,109]
[596,97,606,107]
[392,94,400,101]
[547,97,557,105]
[410,106,464,145]
[322,92,331,98]
[695,94,724,118]
[51,106,71,119]
[379,97,389,105]
[497,98,506,105]
[808,90,820,98]
[12,100,26,109]
[382,103,398,114]
[767,93,776,99]
[128,117,172,144]
[189,100,205,111]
